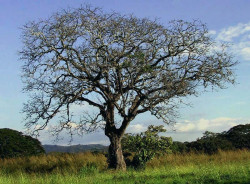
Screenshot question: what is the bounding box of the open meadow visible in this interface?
[0,150,249,184]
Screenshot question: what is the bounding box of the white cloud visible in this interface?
[217,23,250,42]
[175,117,250,133]
[214,22,250,61]
[127,124,147,133]
[64,122,78,128]
[175,120,196,132]
[179,123,196,132]
[197,118,209,131]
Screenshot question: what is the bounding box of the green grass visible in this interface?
[0,150,249,184]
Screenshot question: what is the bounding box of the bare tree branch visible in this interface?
[20,5,237,170]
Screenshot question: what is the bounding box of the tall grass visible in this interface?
[0,150,249,183]
[147,149,250,168]
[0,152,107,174]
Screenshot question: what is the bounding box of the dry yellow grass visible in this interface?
[0,152,107,174]
[0,149,249,175]
[147,149,250,168]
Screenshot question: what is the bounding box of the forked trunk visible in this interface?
[107,135,126,170]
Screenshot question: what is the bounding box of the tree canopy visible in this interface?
[223,124,250,149]
[0,128,45,159]
[20,5,237,170]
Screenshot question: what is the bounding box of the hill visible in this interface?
[43,144,108,153]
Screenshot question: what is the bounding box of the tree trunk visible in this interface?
[103,102,127,170]
[107,135,126,170]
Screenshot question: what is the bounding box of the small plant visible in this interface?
[122,125,172,169]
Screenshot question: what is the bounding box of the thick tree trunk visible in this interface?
[107,135,126,170]
[103,102,128,170]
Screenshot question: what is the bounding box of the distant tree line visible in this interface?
[43,144,108,153]
[171,124,250,154]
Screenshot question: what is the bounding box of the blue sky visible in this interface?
[0,0,250,145]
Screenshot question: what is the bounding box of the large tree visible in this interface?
[20,6,236,170]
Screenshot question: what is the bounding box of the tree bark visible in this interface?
[103,103,128,170]
[107,134,126,170]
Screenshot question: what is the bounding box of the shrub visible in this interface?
[122,125,172,169]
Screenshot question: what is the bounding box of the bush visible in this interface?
[122,125,172,169]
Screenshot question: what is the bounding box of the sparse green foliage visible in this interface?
[0,128,45,159]
[122,125,172,169]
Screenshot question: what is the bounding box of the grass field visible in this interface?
[0,150,249,184]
